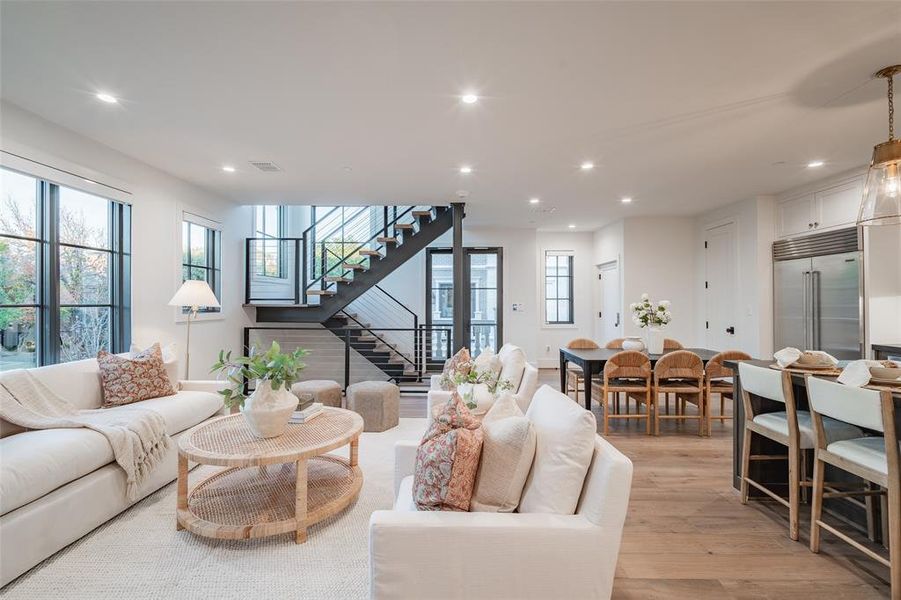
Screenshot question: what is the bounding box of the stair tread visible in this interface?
[324,276,351,283]
[412,210,432,217]
[360,250,383,257]
[394,223,414,230]
[306,289,336,296]
[343,263,367,270]
[376,237,398,243]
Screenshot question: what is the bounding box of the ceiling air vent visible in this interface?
[249,161,282,172]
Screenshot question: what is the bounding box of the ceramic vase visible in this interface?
[645,327,665,355]
[622,336,645,352]
[240,380,297,438]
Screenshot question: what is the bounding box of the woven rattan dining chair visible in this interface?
[807,376,899,597]
[705,351,751,434]
[664,338,683,350]
[604,339,625,349]
[590,351,652,435]
[653,350,704,436]
[566,338,600,403]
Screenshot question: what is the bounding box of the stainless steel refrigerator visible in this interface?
[773,228,863,360]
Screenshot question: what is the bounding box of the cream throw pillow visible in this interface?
[519,385,596,514]
[498,345,527,392]
[471,393,536,513]
[473,348,502,387]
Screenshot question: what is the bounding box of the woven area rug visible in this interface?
[1,418,426,600]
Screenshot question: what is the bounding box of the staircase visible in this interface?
[244,204,456,386]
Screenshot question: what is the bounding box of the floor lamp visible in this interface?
[168,280,221,379]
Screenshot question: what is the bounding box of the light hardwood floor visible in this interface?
[400,369,892,599]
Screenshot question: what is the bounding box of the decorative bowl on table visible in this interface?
[869,365,901,384]
[622,337,645,352]
[794,352,835,369]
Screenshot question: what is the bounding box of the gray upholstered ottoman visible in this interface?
[290,379,343,408]
[346,381,400,432]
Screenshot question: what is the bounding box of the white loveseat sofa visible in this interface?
[0,357,224,586]
[428,343,540,416]
[369,385,633,600]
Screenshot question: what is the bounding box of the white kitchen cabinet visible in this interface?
[815,178,863,230]
[776,175,864,239]
[777,193,816,238]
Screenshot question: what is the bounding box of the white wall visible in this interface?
[1,101,251,378]
[620,217,698,345]
[864,224,901,348]
[376,225,599,366]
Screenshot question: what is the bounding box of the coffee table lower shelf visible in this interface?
[177,454,362,542]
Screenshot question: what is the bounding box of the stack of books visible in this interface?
[289,402,323,424]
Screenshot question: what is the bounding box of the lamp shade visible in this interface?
[168,280,221,308]
[858,139,901,226]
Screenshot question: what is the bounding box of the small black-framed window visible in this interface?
[0,166,131,370]
[181,219,221,313]
[544,251,573,325]
[254,205,284,278]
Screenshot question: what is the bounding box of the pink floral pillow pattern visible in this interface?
[413,393,483,511]
[97,343,176,408]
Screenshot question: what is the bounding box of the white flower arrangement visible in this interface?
[630,293,672,329]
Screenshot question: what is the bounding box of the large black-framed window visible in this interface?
[254,205,284,278]
[181,219,221,313]
[425,247,503,363]
[0,166,131,370]
[544,251,573,325]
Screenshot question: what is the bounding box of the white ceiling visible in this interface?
[1,1,899,229]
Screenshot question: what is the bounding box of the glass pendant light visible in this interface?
[859,65,901,226]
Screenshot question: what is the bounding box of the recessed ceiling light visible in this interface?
[459,165,473,174]
[568,224,576,229]
[807,160,825,168]
[529,197,540,204]
[95,92,118,104]
[222,165,236,173]
[461,93,479,104]
[82,178,97,185]
[580,161,594,171]
[621,197,633,203]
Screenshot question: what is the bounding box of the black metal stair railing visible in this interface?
[244,325,451,390]
[244,205,437,306]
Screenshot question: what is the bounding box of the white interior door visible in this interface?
[705,222,738,351]
[598,261,621,343]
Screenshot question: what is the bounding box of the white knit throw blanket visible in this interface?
[0,370,170,501]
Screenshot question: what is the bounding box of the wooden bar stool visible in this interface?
[590,350,652,435]
[653,350,704,436]
[738,363,864,541]
[565,338,599,403]
[807,376,899,599]
[705,350,751,434]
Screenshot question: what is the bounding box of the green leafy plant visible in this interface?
[210,341,309,410]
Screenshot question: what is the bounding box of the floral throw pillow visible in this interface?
[413,392,483,511]
[439,347,472,391]
[97,343,177,408]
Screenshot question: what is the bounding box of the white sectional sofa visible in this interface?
[0,357,224,586]
[428,343,540,416]
[370,385,634,600]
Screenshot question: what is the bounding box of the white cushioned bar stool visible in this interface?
[807,376,899,599]
[738,363,864,541]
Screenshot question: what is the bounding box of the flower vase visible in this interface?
[645,327,664,355]
[240,380,297,438]
[456,382,477,410]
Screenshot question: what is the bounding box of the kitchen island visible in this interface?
[724,358,901,544]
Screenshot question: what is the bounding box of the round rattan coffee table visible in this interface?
[176,407,363,543]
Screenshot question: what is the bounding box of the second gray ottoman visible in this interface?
[290,379,343,408]
[346,381,400,432]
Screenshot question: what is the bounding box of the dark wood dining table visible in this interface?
[558,346,720,410]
